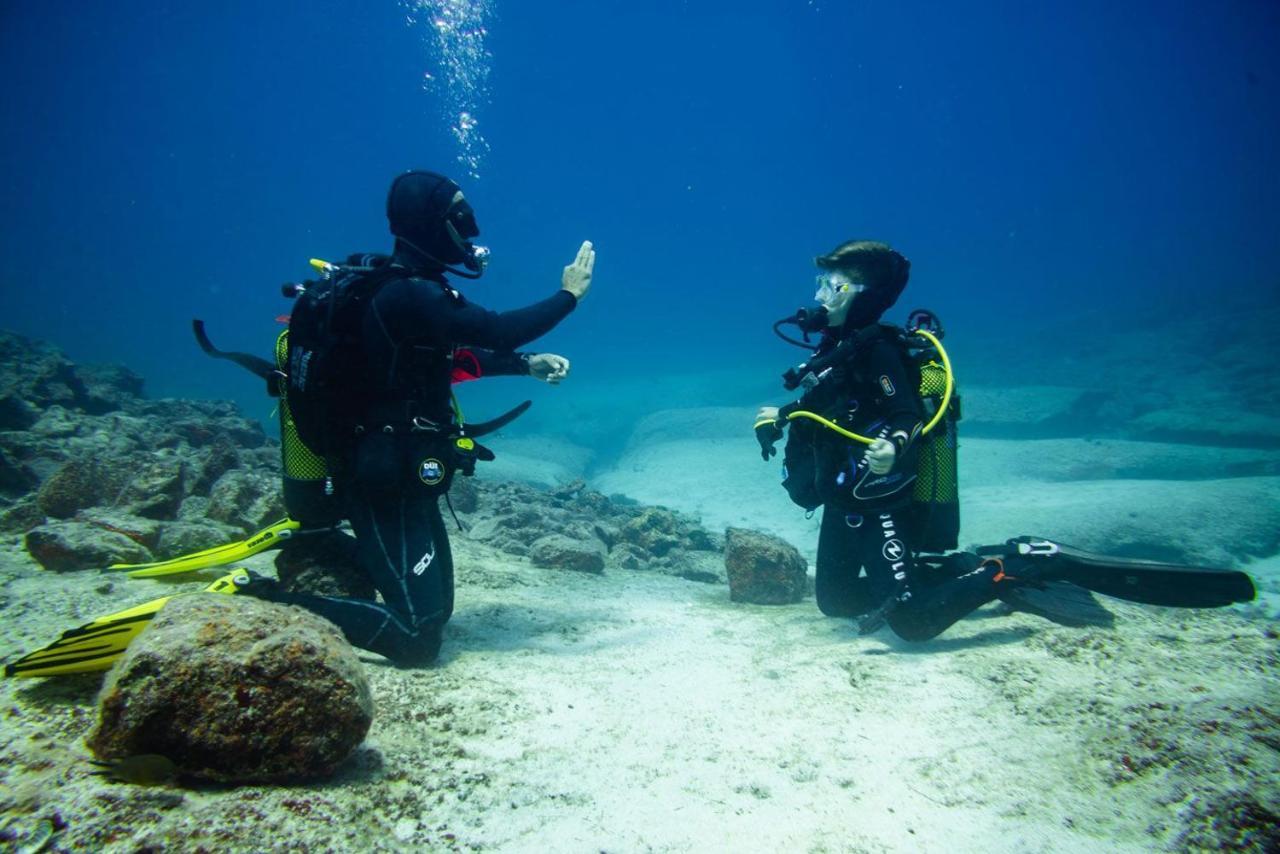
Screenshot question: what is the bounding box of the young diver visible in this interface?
[754,240,1255,641]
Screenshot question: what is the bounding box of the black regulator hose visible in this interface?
[772,305,829,350]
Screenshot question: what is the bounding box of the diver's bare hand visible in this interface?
[561,240,595,301]
[866,438,896,475]
[528,353,571,384]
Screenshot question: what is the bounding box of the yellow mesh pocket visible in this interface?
[913,421,958,503]
[919,361,948,398]
[275,330,327,480]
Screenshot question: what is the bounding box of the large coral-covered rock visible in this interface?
[36,459,112,519]
[24,519,152,571]
[723,527,807,605]
[87,594,373,784]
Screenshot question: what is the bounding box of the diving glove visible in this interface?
[453,436,495,476]
[755,419,784,461]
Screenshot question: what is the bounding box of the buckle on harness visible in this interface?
[411,416,445,434]
[1017,540,1060,557]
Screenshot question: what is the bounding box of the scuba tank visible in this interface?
[902,310,960,552]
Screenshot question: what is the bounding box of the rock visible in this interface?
[608,542,649,571]
[187,437,244,497]
[74,363,144,414]
[116,458,185,519]
[668,550,727,585]
[0,498,45,534]
[0,447,37,498]
[154,519,244,560]
[87,595,373,784]
[74,511,164,551]
[620,508,686,557]
[724,527,807,605]
[959,386,1104,439]
[0,331,88,429]
[35,459,104,518]
[177,495,212,521]
[28,405,83,439]
[962,477,1280,568]
[35,456,138,519]
[24,519,153,572]
[449,477,479,514]
[1128,408,1280,449]
[465,515,509,544]
[168,414,267,449]
[275,529,375,599]
[207,470,285,533]
[530,533,606,574]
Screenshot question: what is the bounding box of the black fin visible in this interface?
[997,581,1116,628]
[466,400,532,438]
[981,537,1257,608]
[192,319,278,386]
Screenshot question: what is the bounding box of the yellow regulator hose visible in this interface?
[761,328,956,445]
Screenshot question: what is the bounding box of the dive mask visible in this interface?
[442,192,490,277]
[815,271,865,306]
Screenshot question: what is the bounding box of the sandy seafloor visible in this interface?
[2,387,1278,852]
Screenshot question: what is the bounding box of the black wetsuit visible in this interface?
[268,262,576,664]
[787,326,1000,641]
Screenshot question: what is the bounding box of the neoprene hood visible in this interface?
[816,240,911,330]
[386,170,482,273]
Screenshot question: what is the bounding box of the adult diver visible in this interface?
[6,170,594,678]
[186,171,591,669]
[227,170,595,665]
[755,240,1255,641]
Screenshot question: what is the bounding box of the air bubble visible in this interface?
[404,0,494,180]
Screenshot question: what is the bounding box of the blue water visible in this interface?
[1,0,1278,422]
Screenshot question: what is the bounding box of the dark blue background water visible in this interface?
[2,1,1277,423]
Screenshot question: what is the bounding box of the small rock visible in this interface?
[75,511,164,551]
[449,477,479,514]
[0,447,37,497]
[620,508,687,556]
[187,437,242,497]
[608,542,648,571]
[154,519,244,560]
[88,595,373,784]
[724,527,807,605]
[207,470,285,533]
[466,515,509,543]
[530,533,606,574]
[74,363,144,414]
[116,459,185,519]
[177,496,212,521]
[25,519,153,572]
[275,529,374,599]
[0,498,45,534]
